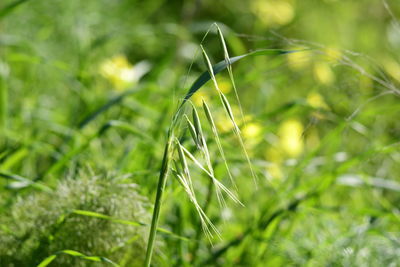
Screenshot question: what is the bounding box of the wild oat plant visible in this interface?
[2,3,400,265]
[144,24,293,266]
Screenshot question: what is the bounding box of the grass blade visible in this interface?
[37,250,119,267]
[37,255,57,267]
[72,209,145,227]
[78,87,139,129]
[0,71,7,130]
[0,0,31,19]
[181,49,298,105]
[71,209,188,241]
[44,119,149,177]
[0,172,52,192]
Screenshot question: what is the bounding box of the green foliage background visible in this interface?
[1,0,400,266]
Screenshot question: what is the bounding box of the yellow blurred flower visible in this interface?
[265,146,284,163]
[313,62,335,85]
[278,119,304,157]
[216,113,235,133]
[216,77,232,94]
[382,58,400,82]
[287,49,311,70]
[251,0,295,27]
[215,105,241,133]
[307,92,329,109]
[324,47,342,63]
[99,55,150,90]
[242,122,262,139]
[266,162,283,180]
[192,90,210,107]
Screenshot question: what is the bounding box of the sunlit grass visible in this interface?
[1,0,400,266]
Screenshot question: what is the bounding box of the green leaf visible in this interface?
[78,88,139,129]
[0,171,52,192]
[37,255,57,267]
[71,209,190,241]
[59,250,85,257]
[37,250,120,267]
[0,0,31,19]
[182,49,299,105]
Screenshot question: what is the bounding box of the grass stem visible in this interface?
[0,73,7,131]
[144,137,173,267]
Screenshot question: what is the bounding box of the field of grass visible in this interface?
[1,0,400,266]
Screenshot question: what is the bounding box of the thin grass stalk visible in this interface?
[0,73,7,131]
[144,137,173,267]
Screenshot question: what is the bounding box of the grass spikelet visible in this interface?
[179,144,243,206]
[191,104,205,148]
[175,138,195,195]
[215,24,230,65]
[200,45,238,135]
[187,104,215,180]
[176,138,190,180]
[171,169,221,241]
[200,45,216,81]
[201,44,258,186]
[218,91,259,187]
[200,44,239,132]
[215,23,245,125]
[190,105,212,169]
[202,99,236,188]
[172,159,182,175]
[186,105,230,210]
[184,114,199,148]
[219,91,240,133]
[176,138,226,209]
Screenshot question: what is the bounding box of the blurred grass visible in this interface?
[1,0,400,266]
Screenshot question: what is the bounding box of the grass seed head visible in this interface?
[184,114,199,148]
[200,45,215,78]
[215,24,231,65]
[192,106,205,148]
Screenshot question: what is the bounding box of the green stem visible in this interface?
[144,99,187,266]
[144,136,173,267]
[0,73,7,131]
